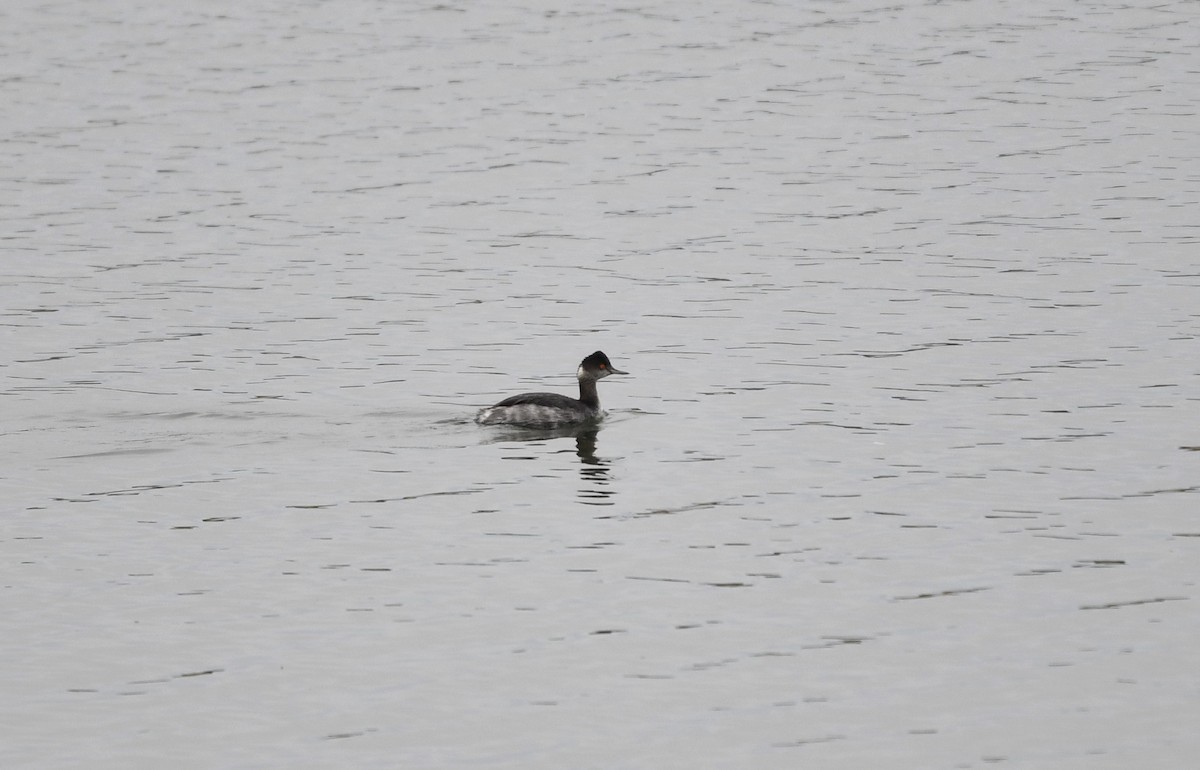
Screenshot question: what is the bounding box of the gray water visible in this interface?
[3,1,1198,768]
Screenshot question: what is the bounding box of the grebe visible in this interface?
[476,351,628,427]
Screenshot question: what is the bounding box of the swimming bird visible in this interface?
[476,350,628,427]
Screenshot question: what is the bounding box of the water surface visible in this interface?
[3,1,1198,768]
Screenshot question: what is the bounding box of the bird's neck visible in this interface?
[577,378,600,409]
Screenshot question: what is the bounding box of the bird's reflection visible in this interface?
[481,423,616,504]
[572,427,616,504]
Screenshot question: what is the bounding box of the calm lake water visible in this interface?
[3,0,1198,767]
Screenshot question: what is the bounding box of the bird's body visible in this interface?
[476,351,628,428]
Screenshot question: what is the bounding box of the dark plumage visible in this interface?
[476,351,628,427]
